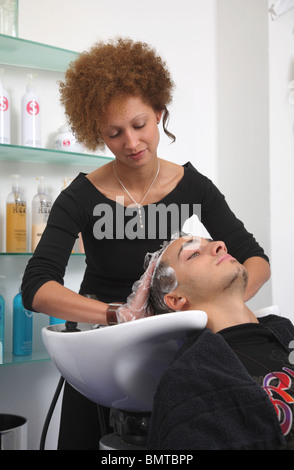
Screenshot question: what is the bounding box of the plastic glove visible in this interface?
[114,237,178,323]
[116,254,158,323]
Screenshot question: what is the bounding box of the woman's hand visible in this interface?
[116,257,158,323]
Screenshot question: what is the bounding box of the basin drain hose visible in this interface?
[39,322,107,449]
[40,320,77,449]
[39,375,65,450]
[39,375,108,449]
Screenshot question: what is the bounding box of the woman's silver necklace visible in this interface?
[112,161,160,229]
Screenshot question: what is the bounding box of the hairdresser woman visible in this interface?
[21,38,270,449]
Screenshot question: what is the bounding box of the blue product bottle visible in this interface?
[0,294,5,361]
[49,316,65,325]
[13,290,33,356]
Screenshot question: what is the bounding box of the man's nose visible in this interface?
[210,240,227,256]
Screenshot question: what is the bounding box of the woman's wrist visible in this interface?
[106,303,123,325]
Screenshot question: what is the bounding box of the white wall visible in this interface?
[217,0,272,312]
[268,2,294,322]
[217,0,294,321]
[18,0,218,180]
[0,0,218,449]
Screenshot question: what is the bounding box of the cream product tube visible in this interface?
[31,177,51,251]
[6,175,26,252]
[54,125,85,153]
[0,68,10,144]
[21,73,41,147]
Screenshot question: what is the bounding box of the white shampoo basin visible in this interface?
[42,310,207,411]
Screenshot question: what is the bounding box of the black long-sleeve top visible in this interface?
[21,162,269,310]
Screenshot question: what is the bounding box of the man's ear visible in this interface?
[164,293,188,311]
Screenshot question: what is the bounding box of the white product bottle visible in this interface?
[0,68,10,144]
[31,177,51,251]
[21,73,41,148]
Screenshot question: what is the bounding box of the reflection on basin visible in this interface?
[42,310,207,411]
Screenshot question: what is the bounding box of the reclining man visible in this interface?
[143,235,294,450]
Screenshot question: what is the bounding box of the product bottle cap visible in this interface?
[0,69,7,94]
[10,174,21,191]
[0,275,6,283]
[61,177,73,190]
[18,274,24,293]
[36,176,45,194]
[0,68,5,83]
[26,73,38,92]
[58,125,71,133]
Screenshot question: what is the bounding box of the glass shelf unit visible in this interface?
[0,35,102,367]
[0,254,83,366]
[2,349,50,366]
[0,143,113,166]
[0,33,78,72]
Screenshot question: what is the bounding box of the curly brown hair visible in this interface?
[59,37,175,151]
